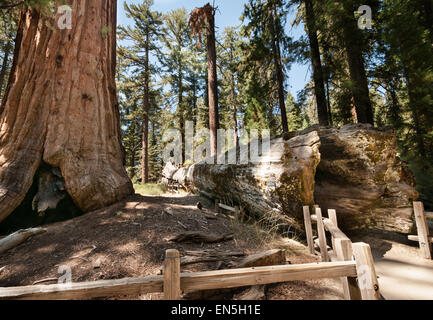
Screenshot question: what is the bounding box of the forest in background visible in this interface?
[1,0,432,207]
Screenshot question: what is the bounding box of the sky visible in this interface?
[117,0,311,98]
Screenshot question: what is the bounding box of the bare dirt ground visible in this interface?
[0,193,344,300]
[350,229,433,300]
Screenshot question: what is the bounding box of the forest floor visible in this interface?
[0,191,343,300]
[1,190,431,300]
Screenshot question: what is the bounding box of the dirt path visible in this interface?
[351,230,433,300]
[0,193,344,300]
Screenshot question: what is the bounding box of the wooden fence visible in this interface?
[0,201,381,301]
[303,205,381,300]
[408,202,433,259]
[0,243,378,300]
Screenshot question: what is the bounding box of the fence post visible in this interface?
[303,206,315,255]
[413,202,432,259]
[163,249,181,300]
[316,208,329,262]
[352,242,381,300]
[334,238,362,300]
[328,209,338,227]
[328,209,338,250]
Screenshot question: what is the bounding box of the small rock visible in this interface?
[92,258,102,269]
[163,207,174,216]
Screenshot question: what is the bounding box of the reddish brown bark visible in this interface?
[0,2,133,223]
[206,6,219,157]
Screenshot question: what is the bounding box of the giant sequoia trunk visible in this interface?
[0,2,133,224]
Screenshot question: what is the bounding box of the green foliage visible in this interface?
[286,92,303,131]
[117,0,165,182]
[114,0,433,203]
[0,9,17,102]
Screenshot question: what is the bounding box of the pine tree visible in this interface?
[161,8,191,165]
[302,0,328,126]
[118,0,163,183]
[219,27,244,149]
[330,0,374,124]
[242,0,291,134]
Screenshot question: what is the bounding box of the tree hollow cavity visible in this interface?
[0,162,83,235]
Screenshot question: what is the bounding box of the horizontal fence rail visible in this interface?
[0,259,359,300]
[0,276,164,300]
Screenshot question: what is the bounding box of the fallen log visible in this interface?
[0,228,47,255]
[169,232,234,244]
[163,131,321,234]
[165,124,419,235]
[313,124,418,234]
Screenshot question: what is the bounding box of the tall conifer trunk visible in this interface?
[206,6,219,157]
[141,31,150,183]
[304,0,329,126]
[271,6,288,134]
[339,1,374,125]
